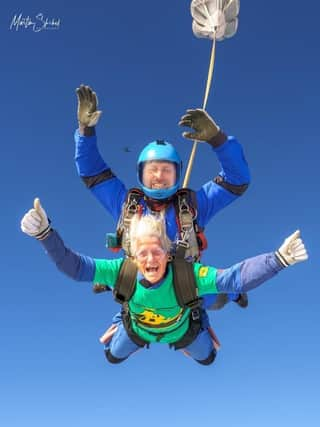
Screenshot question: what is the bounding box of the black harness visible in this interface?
[112,187,207,260]
[95,188,208,348]
[112,248,203,350]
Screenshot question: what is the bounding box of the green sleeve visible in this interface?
[93,258,124,289]
[193,262,218,295]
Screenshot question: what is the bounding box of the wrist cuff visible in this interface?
[275,250,290,267]
[78,125,96,137]
[205,130,227,148]
[206,130,228,148]
[36,225,52,241]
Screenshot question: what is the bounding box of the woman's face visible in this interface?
[134,236,168,284]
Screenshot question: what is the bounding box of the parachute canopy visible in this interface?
[191,0,240,41]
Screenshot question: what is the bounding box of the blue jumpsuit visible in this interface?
[74,129,251,305]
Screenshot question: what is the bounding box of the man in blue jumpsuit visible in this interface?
[74,85,251,308]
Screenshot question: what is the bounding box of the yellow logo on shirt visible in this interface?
[135,308,183,327]
[199,266,209,277]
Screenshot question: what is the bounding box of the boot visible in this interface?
[234,293,248,308]
[93,283,111,293]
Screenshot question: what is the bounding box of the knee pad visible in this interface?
[104,349,127,364]
[195,349,217,366]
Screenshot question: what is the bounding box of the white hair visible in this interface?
[129,213,172,255]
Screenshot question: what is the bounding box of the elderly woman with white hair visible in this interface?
[21,198,308,366]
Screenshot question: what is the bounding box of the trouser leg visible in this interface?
[181,312,217,366]
[101,312,141,364]
[207,293,248,310]
[182,328,217,365]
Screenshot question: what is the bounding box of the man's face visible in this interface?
[142,161,176,190]
[134,236,168,284]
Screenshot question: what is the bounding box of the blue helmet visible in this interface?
[137,140,182,199]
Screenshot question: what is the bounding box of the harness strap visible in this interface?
[172,246,201,309]
[121,305,150,348]
[113,259,150,348]
[171,247,203,350]
[114,187,206,261]
[174,189,204,260]
[117,188,144,256]
[113,259,137,304]
[170,310,202,350]
[175,190,195,243]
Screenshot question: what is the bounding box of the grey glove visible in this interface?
[76,84,102,131]
[179,108,220,142]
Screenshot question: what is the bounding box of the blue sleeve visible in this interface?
[74,129,109,176]
[196,137,251,227]
[74,129,127,221]
[90,179,127,222]
[215,252,284,293]
[40,230,96,282]
[214,136,250,185]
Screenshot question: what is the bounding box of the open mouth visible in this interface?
[146,266,159,273]
[151,183,167,189]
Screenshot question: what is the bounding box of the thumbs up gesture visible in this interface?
[21,198,51,240]
[275,230,308,267]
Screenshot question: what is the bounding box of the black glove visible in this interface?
[179,108,220,141]
[76,84,102,134]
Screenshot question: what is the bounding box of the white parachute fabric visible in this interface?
[191,0,240,41]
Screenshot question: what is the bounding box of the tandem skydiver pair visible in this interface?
[20,84,308,365]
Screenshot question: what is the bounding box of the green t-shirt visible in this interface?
[94,258,218,344]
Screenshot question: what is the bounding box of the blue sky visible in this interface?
[1,1,319,426]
